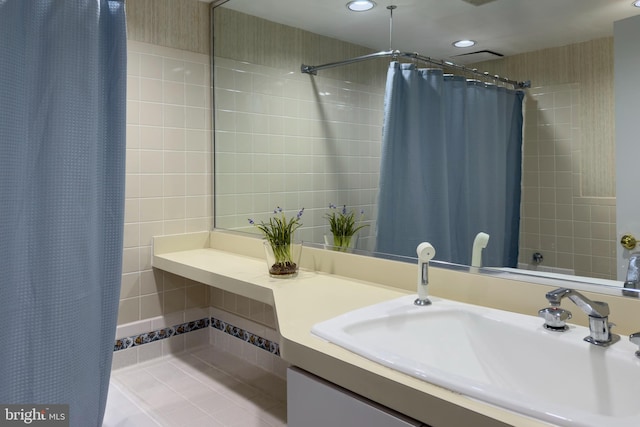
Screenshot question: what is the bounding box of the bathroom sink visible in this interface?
[312,295,640,427]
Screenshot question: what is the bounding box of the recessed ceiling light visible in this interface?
[347,0,376,12]
[633,0,640,7]
[453,40,476,48]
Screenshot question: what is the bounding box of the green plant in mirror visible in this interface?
[325,204,368,252]
[249,207,304,276]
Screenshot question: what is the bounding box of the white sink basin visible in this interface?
[312,295,640,427]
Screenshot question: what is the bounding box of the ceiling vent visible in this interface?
[460,0,498,5]
[451,49,504,64]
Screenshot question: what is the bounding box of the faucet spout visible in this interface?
[544,288,619,347]
[545,288,609,318]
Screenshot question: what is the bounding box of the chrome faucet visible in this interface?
[539,288,620,347]
[624,252,640,289]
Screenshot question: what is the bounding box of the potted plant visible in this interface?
[324,204,368,252]
[249,207,304,277]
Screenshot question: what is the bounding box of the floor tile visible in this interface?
[105,344,287,426]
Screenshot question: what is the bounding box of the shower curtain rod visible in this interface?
[301,50,531,89]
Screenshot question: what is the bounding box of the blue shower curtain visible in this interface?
[376,62,523,267]
[0,1,126,426]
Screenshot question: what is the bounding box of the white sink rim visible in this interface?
[311,295,640,427]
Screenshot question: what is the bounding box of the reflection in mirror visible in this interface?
[213,4,385,253]
[212,1,632,291]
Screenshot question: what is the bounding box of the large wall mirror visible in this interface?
[210,0,640,295]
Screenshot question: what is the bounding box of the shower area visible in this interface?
[214,6,526,267]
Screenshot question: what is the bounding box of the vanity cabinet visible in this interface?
[287,367,429,427]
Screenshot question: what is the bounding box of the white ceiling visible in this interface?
[213,0,640,64]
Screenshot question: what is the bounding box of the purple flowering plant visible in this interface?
[249,207,304,268]
[325,204,368,251]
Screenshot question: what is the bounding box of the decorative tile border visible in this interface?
[114,318,210,351]
[114,316,280,356]
[211,318,280,356]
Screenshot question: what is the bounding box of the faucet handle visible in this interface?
[538,306,572,331]
[630,332,640,359]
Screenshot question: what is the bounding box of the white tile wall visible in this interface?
[214,57,384,251]
[120,40,213,325]
[520,84,616,278]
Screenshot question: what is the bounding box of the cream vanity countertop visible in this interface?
[152,231,640,427]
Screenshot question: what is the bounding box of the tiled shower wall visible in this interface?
[476,39,617,279]
[214,56,384,249]
[521,84,616,278]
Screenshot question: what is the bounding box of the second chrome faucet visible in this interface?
[538,287,620,347]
